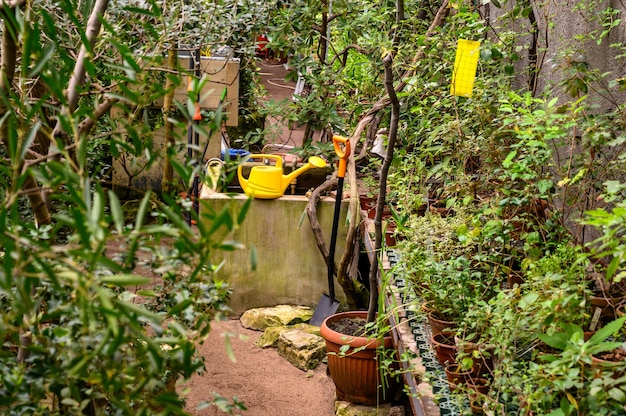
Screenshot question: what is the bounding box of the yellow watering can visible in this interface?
[237,154,327,199]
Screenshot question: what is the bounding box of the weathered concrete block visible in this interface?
[277,330,326,371]
[199,194,348,315]
[257,323,321,348]
[239,305,314,331]
[334,400,404,416]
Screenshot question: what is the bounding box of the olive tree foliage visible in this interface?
[0,0,270,414]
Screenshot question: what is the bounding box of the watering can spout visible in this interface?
[282,156,326,191]
[237,155,327,199]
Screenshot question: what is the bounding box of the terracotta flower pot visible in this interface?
[455,336,494,378]
[444,363,472,391]
[384,220,397,246]
[426,312,457,337]
[421,302,457,336]
[591,347,626,379]
[467,376,490,395]
[430,332,457,366]
[320,311,402,405]
[468,392,487,415]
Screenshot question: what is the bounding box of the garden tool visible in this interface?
[311,135,351,326]
[237,154,326,199]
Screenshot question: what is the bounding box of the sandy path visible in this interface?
[181,318,337,416]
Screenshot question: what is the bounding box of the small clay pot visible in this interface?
[427,313,457,337]
[430,332,457,366]
[467,376,490,395]
[468,392,486,415]
[444,363,472,391]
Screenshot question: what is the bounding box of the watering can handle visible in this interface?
[243,154,283,168]
[332,135,351,179]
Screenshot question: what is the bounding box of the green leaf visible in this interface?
[606,256,620,281]
[116,299,163,323]
[605,180,625,194]
[238,197,252,226]
[29,44,56,78]
[250,245,258,271]
[224,333,236,363]
[502,150,517,168]
[537,332,568,350]
[608,387,626,402]
[135,191,152,230]
[20,121,41,162]
[108,190,124,234]
[219,240,245,251]
[102,274,151,286]
[588,315,626,345]
[537,180,553,193]
[168,298,193,316]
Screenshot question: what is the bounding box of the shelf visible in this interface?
[361,213,463,416]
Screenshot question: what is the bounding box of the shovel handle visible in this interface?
[332,135,351,178]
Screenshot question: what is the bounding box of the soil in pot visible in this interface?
[328,316,370,337]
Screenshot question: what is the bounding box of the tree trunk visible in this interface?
[367,52,399,323]
[306,176,366,309]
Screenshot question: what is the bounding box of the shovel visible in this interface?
[311,135,351,326]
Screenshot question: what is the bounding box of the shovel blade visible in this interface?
[310,295,340,326]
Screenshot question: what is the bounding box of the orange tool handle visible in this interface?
[193,102,202,121]
[333,135,351,178]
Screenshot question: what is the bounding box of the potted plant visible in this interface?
[471,243,613,414]
[319,46,407,406]
[402,207,502,333]
[320,310,402,405]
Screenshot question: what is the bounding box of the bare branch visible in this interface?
[77,96,118,136]
[52,0,111,144]
[65,0,110,111]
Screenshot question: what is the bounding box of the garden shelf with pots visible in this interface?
[361,216,469,416]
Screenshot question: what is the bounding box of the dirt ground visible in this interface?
[180,58,338,416]
[180,318,337,416]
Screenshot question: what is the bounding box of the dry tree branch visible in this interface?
[306,0,450,308]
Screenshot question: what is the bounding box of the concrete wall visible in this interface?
[487,0,626,242]
[199,193,349,315]
[490,0,626,108]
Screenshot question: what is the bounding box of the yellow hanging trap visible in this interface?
[450,39,481,98]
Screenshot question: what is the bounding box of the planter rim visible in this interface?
[320,311,392,350]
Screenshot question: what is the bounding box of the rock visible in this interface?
[334,401,404,416]
[257,323,321,348]
[277,330,326,371]
[239,305,314,331]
